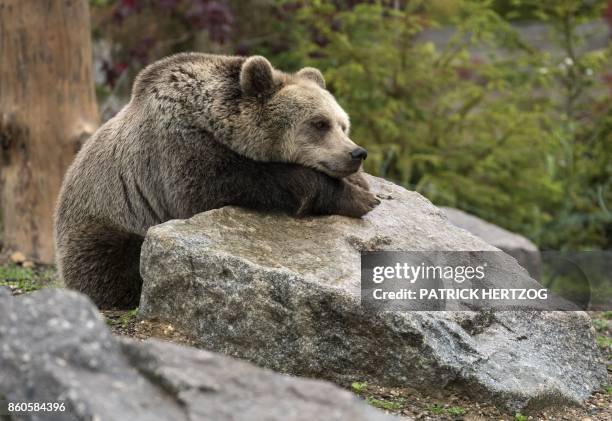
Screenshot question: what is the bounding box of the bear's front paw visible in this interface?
[345,171,370,191]
[336,182,380,218]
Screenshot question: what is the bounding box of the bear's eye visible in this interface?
[311,119,330,131]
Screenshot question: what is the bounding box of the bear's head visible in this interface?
[237,56,367,178]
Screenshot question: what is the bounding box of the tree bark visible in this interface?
[0,0,99,263]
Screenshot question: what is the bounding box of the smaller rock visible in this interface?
[0,289,395,421]
[441,207,541,279]
[9,251,26,264]
[22,261,34,268]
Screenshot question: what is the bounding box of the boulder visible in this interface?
[441,207,541,279]
[140,175,606,413]
[0,285,11,297]
[0,289,394,421]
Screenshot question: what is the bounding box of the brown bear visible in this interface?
[54,53,379,309]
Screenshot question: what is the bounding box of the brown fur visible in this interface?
[54,53,378,309]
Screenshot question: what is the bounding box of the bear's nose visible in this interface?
[350,147,368,161]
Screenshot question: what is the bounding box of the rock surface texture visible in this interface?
[0,289,394,421]
[442,206,541,279]
[140,175,606,413]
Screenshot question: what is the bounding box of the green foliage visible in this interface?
[351,381,368,393]
[597,335,612,349]
[262,0,611,251]
[425,403,466,415]
[350,383,407,413]
[515,413,528,421]
[105,307,140,328]
[447,406,467,416]
[89,0,110,7]
[0,264,36,281]
[0,265,44,292]
[366,396,404,410]
[426,403,446,414]
[121,308,139,327]
[592,317,608,332]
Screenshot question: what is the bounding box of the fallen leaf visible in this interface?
[10,251,26,264]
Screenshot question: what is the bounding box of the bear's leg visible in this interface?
[58,222,144,309]
[216,161,379,218]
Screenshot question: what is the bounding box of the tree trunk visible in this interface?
[0,0,99,263]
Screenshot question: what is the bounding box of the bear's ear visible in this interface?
[296,67,325,89]
[240,56,275,97]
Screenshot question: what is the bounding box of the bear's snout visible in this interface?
[350,147,368,161]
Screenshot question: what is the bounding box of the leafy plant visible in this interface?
[596,335,612,349]
[120,307,139,327]
[592,317,608,332]
[351,381,368,393]
[366,396,404,411]
[426,403,446,414]
[447,406,467,416]
[425,403,467,415]
[0,264,45,292]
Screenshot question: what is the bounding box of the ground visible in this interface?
[1,259,611,420]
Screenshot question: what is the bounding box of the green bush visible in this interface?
[259,0,611,250]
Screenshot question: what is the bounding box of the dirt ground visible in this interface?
[2,260,611,420]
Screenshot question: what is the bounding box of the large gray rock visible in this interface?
[441,207,541,279]
[140,175,606,413]
[0,289,394,421]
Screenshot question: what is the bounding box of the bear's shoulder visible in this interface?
[132,53,245,99]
